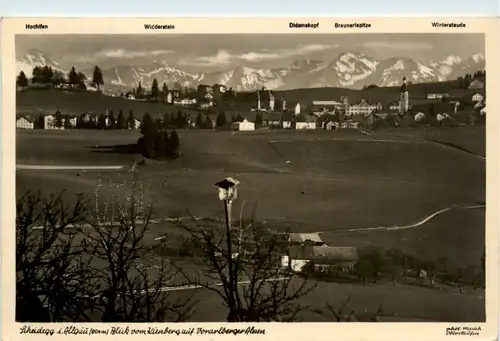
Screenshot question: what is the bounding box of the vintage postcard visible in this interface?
[1,17,499,341]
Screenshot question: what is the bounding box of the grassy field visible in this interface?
[169,278,485,322]
[16,127,486,269]
[16,89,202,118]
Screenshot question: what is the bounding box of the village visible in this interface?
[16,75,486,131]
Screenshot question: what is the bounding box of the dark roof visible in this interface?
[215,177,239,189]
[262,112,282,121]
[18,115,35,123]
[289,245,358,263]
[282,112,294,122]
[305,115,318,123]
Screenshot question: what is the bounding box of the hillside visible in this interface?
[16,89,202,118]
[16,77,481,119]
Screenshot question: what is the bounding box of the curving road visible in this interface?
[317,204,485,234]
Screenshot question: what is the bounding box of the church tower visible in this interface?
[399,77,409,115]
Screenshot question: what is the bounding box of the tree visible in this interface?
[140,113,155,137]
[63,116,72,129]
[97,113,107,130]
[54,110,63,128]
[154,131,167,157]
[151,78,160,101]
[162,83,168,95]
[204,116,214,130]
[91,65,104,91]
[68,66,79,86]
[174,110,188,129]
[173,207,316,322]
[163,112,171,130]
[216,111,227,128]
[16,180,195,322]
[196,113,204,129]
[52,71,66,88]
[16,71,29,88]
[136,82,144,99]
[254,112,263,126]
[36,114,45,129]
[32,66,43,85]
[77,72,87,90]
[139,113,156,158]
[16,192,88,321]
[127,111,136,130]
[41,66,54,86]
[168,130,180,158]
[117,110,126,129]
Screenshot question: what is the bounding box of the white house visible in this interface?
[44,114,64,130]
[16,116,35,129]
[232,118,255,131]
[295,115,317,130]
[414,112,426,122]
[427,93,449,99]
[480,106,486,116]
[281,245,358,273]
[294,102,301,115]
[472,93,484,102]
[295,121,316,130]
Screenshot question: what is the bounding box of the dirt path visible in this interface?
[318,204,485,234]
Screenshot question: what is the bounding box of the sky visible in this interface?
[16,34,484,72]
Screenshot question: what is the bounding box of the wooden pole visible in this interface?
[224,199,235,312]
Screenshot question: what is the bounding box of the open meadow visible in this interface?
[16,127,486,269]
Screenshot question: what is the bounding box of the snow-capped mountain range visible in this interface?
[16,50,485,91]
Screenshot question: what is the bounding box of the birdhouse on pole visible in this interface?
[215,177,240,202]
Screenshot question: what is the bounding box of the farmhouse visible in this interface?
[44,114,64,130]
[281,112,293,129]
[262,112,282,128]
[324,120,338,130]
[347,99,381,116]
[472,93,484,102]
[480,106,486,115]
[16,116,35,129]
[232,118,255,131]
[282,244,358,273]
[295,115,317,130]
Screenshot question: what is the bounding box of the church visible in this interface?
[399,77,410,115]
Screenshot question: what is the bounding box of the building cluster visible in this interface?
[17,77,486,131]
[16,111,143,130]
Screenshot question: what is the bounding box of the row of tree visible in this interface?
[307,245,485,291]
[16,65,104,91]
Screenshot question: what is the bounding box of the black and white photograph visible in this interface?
[14,32,487,323]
